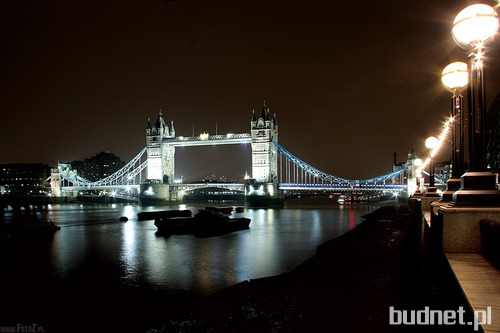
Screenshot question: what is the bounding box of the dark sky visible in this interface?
[1,0,499,182]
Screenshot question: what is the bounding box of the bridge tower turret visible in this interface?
[250,102,278,183]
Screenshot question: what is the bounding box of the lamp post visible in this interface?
[451,4,500,206]
[414,158,423,196]
[425,136,439,197]
[441,62,468,201]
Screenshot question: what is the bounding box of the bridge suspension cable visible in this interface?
[90,147,147,186]
[59,147,148,188]
[421,170,448,186]
[274,141,407,184]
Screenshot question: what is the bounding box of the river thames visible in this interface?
[0,199,389,331]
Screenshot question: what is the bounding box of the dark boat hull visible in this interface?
[154,210,250,236]
[138,209,192,221]
[154,217,195,235]
[194,217,250,236]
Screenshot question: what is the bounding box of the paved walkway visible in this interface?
[446,253,500,333]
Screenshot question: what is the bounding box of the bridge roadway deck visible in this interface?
[172,183,245,191]
[61,185,140,191]
[280,183,406,191]
[61,183,406,192]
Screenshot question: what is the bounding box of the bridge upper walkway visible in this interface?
[163,133,251,146]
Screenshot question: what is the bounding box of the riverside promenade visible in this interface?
[153,203,479,332]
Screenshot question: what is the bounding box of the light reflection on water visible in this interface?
[6,202,379,295]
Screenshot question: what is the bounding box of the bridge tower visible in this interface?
[246,102,283,206]
[146,111,175,183]
[250,102,278,182]
[406,149,419,196]
[50,167,61,197]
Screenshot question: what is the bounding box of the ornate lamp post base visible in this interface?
[452,171,500,206]
[440,177,462,202]
[425,187,440,197]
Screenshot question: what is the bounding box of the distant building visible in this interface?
[71,151,125,182]
[191,173,233,184]
[0,163,50,195]
[203,173,228,183]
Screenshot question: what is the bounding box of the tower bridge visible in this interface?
[53,103,424,205]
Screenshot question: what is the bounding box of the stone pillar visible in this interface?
[437,205,500,252]
[139,183,172,205]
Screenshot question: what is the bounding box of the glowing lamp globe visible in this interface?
[441,62,468,92]
[452,4,499,48]
[425,136,439,149]
[414,158,423,167]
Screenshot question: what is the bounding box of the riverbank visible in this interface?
[148,204,421,332]
[153,202,478,332]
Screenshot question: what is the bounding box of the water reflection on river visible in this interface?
[4,200,381,295]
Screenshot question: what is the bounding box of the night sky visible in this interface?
[1,0,499,182]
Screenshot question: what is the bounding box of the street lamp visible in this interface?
[452,4,498,47]
[452,4,498,170]
[441,61,468,201]
[425,136,439,196]
[451,4,500,206]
